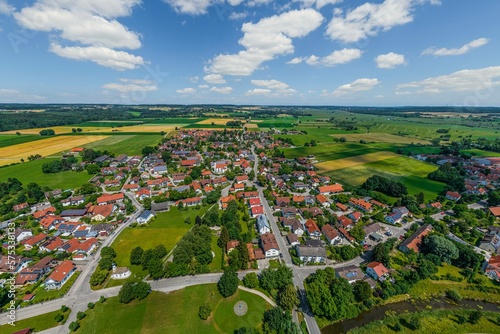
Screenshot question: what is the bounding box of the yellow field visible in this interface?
[244,123,259,128]
[0,135,108,166]
[2,124,181,135]
[315,151,400,172]
[331,133,430,145]
[196,118,233,125]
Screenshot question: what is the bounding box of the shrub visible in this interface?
[445,289,463,302]
[77,311,86,320]
[198,303,212,320]
[61,305,69,312]
[87,302,95,309]
[54,313,64,323]
[69,321,80,332]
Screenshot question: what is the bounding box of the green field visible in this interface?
[111,207,209,279]
[348,309,500,334]
[209,234,223,272]
[81,134,162,156]
[461,149,500,157]
[324,156,445,200]
[255,117,297,129]
[79,285,271,334]
[0,134,43,148]
[0,158,91,189]
[75,121,145,127]
[146,118,206,124]
[0,309,70,334]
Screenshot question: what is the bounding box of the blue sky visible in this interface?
[0,0,499,106]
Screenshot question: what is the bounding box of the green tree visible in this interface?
[77,311,86,320]
[198,303,212,320]
[469,310,482,324]
[217,268,239,298]
[243,272,259,289]
[218,226,229,250]
[278,284,299,311]
[130,246,144,265]
[262,307,300,334]
[423,235,459,264]
[69,322,80,332]
[101,246,116,259]
[118,282,135,303]
[154,244,167,258]
[349,224,366,242]
[148,258,165,280]
[236,241,250,270]
[54,313,64,323]
[98,257,113,271]
[90,269,109,286]
[85,164,100,175]
[353,280,372,302]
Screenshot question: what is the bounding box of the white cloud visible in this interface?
[210,86,233,94]
[326,78,380,97]
[229,12,247,20]
[375,52,406,69]
[326,0,438,43]
[203,74,226,84]
[396,66,500,95]
[177,87,196,94]
[0,88,45,101]
[13,0,143,70]
[0,88,20,94]
[49,44,144,71]
[206,9,324,76]
[163,0,211,15]
[422,38,489,57]
[188,76,199,83]
[289,48,362,67]
[0,0,14,15]
[293,0,342,9]
[247,0,272,7]
[199,84,209,89]
[246,79,297,96]
[228,0,245,6]
[103,79,158,93]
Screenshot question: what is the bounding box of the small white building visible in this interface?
[111,267,132,280]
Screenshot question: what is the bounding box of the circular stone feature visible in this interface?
[234,301,248,316]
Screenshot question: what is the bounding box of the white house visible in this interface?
[296,245,326,263]
[137,210,154,224]
[111,266,132,280]
[44,260,76,290]
[15,228,33,243]
[256,214,271,235]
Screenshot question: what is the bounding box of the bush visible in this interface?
[61,305,69,312]
[469,310,482,324]
[445,289,463,302]
[99,296,107,303]
[87,302,95,309]
[198,303,212,320]
[243,272,259,289]
[54,313,64,323]
[77,311,86,320]
[69,321,80,332]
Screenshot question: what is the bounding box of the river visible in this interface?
[321,298,500,334]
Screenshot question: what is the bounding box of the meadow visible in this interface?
[79,285,271,334]
[315,151,399,171]
[110,207,209,279]
[0,158,92,189]
[82,134,163,156]
[0,135,108,166]
[0,309,70,334]
[331,133,430,145]
[0,134,43,148]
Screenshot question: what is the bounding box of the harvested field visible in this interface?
[1,124,180,135]
[315,151,399,172]
[331,133,430,144]
[1,126,105,135]
[105,125,179,133]
[244,123,259,128]
[0,135,107,166]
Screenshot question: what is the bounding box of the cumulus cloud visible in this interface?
[210,86,233,94]
[293,0,342,9]
[422,38,489,57]
[177,87,196,94]
[292,48,362,66]
[49,44,144,71]
[375,52,406,69]
[199,84,209,89]
[206,9,324,76]
[164,0,246,15]
[229,12,247,20]
[203,74,226,84]
[396,66,500,95]
[13,0,144,70]
[103,79,158,93]
[245,79,296,96]
[0,88,45,101]
[323,78,380,97]
[326,0,438,43]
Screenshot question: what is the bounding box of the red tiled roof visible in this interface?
[367,261,389,277]
[318,184,343,194]
[47,260,75,283]
[97,193,124,204]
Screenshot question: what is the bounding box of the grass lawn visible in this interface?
[209,234,223,272]
[0,134,43,148]
[110,206,209,279]
[461,149,500,157]
[29,271,81,303]
[82,134,162,156]
[0,308,70,334]
[79,284,271,334]
[330,133,430,145]
[0,158,91,189]
[348,309,500,334]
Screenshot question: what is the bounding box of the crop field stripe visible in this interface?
[315,151,400,172]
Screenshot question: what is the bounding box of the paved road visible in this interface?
[257,185,322,334]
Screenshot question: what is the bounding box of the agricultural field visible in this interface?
[315,151,400,171]
[255,117,297,128]
[324,156,445,200]
[0,135,108,166]
[82,134,163,156]
[461,149,500,157]
[75,121,145,127]
[331,133,430,145]
[0,157,92,188]
[111,207,209,279]
[1,123,179,135]
[197,118,236,125]
[0,134,43,148]
[79,285,271,334]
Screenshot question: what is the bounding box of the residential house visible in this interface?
[44,260,76,290]
[111,267,132,280]
[137,210,154,224]
[256,215,271,235]
[296,244,326,263]
[282,207,299,219]
[348,211,362,222]
[15,228,32,243]
[350,198,372,212]
[286,233,300,246]
[87,204,115,221]
[235,175,249,183]
[39,237,65,252]
[39,216,64,230]
[0,255,31,273]
[275,197,291,208]
[305,219,321,239]
[22,233,48,250]
[316,194,330,208]
[336,265,365,284]
[318,184,344,195]
[485,256,500,281]
[322,224,341,245]
[227,240,239,254]
[479,227,500,253]
[97,193,124,205]
[338,215,354,229]
[489,206,500,218]
[176,197,202,207]
[366,261,390,281]
[251,206,264,218]
[300,207,324,218]
[260,233,280,258]
[399,224,433,253]
[446,191,462,201]
[13,202,29,212]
